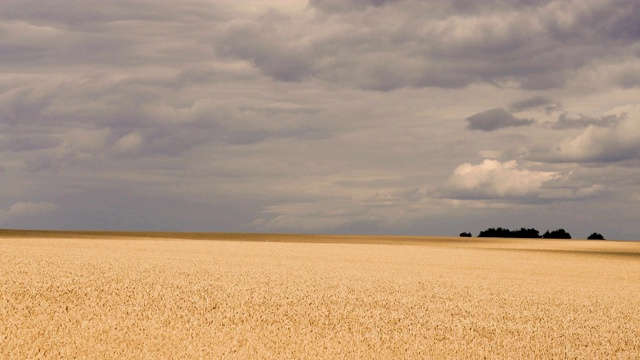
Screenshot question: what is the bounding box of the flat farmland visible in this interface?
[1,231,639,358]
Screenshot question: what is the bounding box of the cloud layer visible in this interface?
[1,0,639,239]
[211,0,640,91]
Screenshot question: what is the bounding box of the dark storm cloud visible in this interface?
[466,108,534,131]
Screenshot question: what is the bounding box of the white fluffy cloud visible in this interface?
[440,159,560,199]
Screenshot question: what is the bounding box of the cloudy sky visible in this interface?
[1,0,639,239]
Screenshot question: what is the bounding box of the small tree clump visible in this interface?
[542,229,572,239]
[459,232,472,237]
[587,232,605,240]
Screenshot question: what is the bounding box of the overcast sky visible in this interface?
[1,0,639,239]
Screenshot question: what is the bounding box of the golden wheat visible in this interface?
[1,233,639,358]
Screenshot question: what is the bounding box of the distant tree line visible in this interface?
[460,228,606,240]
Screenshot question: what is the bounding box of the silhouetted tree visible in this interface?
[587,232,605,240]
[459,232,472,237]
[512,228,541,238]
[477,227,541,238]
[542,229,572,239]
[478,227,496,237]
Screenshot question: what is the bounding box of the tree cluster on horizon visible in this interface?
[587,232,605,240]
[460,227,606,240]
[478,227,542,238]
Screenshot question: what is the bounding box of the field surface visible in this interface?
[1,231,640,358]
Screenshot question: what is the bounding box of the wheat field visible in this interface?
[1,231,639,358]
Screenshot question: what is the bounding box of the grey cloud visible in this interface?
[4,0,640,92]
[466,108,534,131]
[0,2,222,69]
[23,155,57,173]
[173,64,258,88]
[552,113,622,130]
[450,0,553,12]
[311,0,550,14]
[7,0,621,105]
[213,0,640,91]
[110,125,213,159]
[550,142,640,164]
[23,186,262,232]
[309,0,402,13]
[509,96,562,113]
[0,19,135,67]
[0,87,54,125]
[252,188,426,233]
[214,18,314,82]
[604,58,640,89]
[0,1,225,29]
[0,201,57,224]
[1,69,335,170]
[549,0,640,42]
[544,111,640,163]
[615,70,640,89]
[0,134,61,152]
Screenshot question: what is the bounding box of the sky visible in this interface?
[1,0,639,239]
